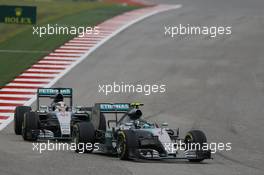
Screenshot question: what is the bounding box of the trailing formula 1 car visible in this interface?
[14,88,92,141]
[72,103,211,162]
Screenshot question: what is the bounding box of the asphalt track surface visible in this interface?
[1,0,264,175]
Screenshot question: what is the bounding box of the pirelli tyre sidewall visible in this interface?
[22,111,39,141]
[184,130,207,162]
[117,130,139,160]
[72,122,95,153]
[14,106,31,135]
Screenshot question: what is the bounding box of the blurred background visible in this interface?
[0,0,141,87]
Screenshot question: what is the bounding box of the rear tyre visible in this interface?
[14,106,31,135]
[117,130,139,160]
[184,130,207,162]
[72,122,95,153]
[22,112,39,141]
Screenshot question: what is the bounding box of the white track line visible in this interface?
[0,94,35,98]
[59,46,90,50]
[32,64,69,68]
[0,100,28,104]
[0,88,37,92]
[0,113,13,117]
[64,43,94,46]
[43,57,78,61]
[20,73,57,77]
[69,40,99,44]
[38,60,72,64]
[54,49,86,53]
[0,107,16,110]
[13,79,50,83]
[7,83,45,87]
[26,69,62,73]
[49,53,83,57]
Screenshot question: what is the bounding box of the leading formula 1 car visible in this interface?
[72,103,211,161]
[14,88,92,141]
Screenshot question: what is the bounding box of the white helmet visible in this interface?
[55,101,66,112]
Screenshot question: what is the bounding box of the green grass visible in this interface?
[0,0,140,86]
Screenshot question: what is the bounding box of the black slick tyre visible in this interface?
[22,111,39,141]
[184,130,207,162]
[117,130,139,160]
[14,106,31,135]
[72,122,95,153]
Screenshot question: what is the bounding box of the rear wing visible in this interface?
[92,103,130,128]
[97,103,130,113]
[37,88,73,109]
[37,88,72,97]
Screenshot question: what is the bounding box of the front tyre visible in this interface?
[14,106,31,135]
[184,130,207,162]
[22,111,39,141]
[117,130,138,160]
[72,122,95,153]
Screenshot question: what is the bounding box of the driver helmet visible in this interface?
[55,101,67,112]
[53,93,64,103]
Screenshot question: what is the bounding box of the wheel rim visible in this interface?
[117,135,125,156]
[184,134,194,150]
[185,136,192,142]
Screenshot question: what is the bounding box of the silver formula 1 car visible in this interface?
[72,103,211,162]
[14,88,91,141]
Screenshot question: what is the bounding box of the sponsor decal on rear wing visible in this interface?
[37,88,72,97]
[99,103,130,112]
